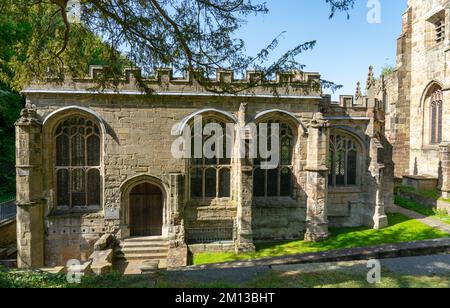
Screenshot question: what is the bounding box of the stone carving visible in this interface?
[366,65,375,89]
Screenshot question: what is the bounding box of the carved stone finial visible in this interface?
[366,65,375,89]
[16,105,40,126]
[355,81,362,99]
[309,112,330,129]
[239,102,248,114]
[25,99,32,109]
[238,103,248,126]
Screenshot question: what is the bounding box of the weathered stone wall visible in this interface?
[328,191,364,227]
[410,0,450,177]
[389,7,412,179]
[389,0,450,178]
[252,200,306,241]
[44,214,112,267]
[27,92,325,263]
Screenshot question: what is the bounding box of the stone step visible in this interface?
[120,241,169,248]
[116,246,169,255]
[115,252,168,261]
[115,259,168,274]
[123,236,168,243]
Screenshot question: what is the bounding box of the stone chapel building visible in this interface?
[15,65,394,268]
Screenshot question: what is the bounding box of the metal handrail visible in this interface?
[186,226,235,244]
[0,199,16,222]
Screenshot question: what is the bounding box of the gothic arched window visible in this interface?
[190,118,232,199]
[430,89,443,145]
[253,121,294,198]
[55,116,101,208]
[328,133,359,186]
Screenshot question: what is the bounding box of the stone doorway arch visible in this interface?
[129,183,163,237]
[120,175,169,238]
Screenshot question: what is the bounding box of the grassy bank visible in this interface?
[193,214,449,265]
[395,195,450,225]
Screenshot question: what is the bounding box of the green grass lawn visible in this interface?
[395,195,450,225]
[0,269,157,288]
[193,214,450,265]
[233,270,450,288]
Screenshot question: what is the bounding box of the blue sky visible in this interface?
[236,0,407,99]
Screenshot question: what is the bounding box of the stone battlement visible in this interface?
[23,66,323,97]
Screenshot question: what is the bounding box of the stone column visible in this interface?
[304,113,330,242]
[166,173,189,268]
[369,138,389,230]
[15,105,45,268]
[439,143,450,199]
[235,103,255,253]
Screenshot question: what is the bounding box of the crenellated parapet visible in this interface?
[321,66,388,116]
[24,66,323,97]
[87,66,321,85]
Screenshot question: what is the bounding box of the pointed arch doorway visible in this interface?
[129,183,163,237]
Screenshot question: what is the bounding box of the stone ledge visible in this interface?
[189,243,235,254]
[172,238,450,271]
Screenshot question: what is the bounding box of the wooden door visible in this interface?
[130,183,163,237]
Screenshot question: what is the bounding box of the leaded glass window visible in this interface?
[430,89,443,145]
[253,121,294,198]
[190,119,232,199]
[55,116,101,208]
[328,133,359,186]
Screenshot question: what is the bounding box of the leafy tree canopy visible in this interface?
[0,0,354,93]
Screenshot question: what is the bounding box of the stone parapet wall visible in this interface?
[24,66,322,98]
[252,203,306,241]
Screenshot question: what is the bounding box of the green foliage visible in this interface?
[381,65,395,77]
[0,0,355,94]
[0,89,22,198]
[0,5,117,196]
[0,268,156,288]
[193,214,450,265]
[0,267,68,288]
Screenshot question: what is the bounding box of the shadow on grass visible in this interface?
[193,214,450,265]
[244,270,450,288]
